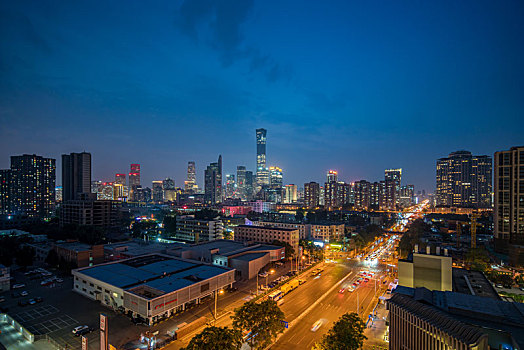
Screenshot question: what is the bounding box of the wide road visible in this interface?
[272,257,391,349]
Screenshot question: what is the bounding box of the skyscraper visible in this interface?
[236,166,246,200]
[62,152,91,201]
[304,182,320,209]
[256,128,269,187]
[9,154,56,219]
[245,170,254,201]
[494,146,524,265]
[385,168,402,210]
[225,174,236,199]
[163,178,176,202]
[269,166,283,189]
[0,169,11,214]
[436,151,492,208]
[115,173,126,186]
[324,170,339,209]
[327,170,338,183]
[284,184,297,204]
[354,180,371,210]
[185,161,197,193]
[152,181,164,203]
[128,164,141,201]
[204,155,222,204]
[114,173,127,199]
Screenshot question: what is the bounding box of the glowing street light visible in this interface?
[214,289,224,325]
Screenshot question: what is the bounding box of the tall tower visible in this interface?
[204,155,223,205]
[385,168,402,210]
[62,152,91,201]
[256,128,269,187]
[129,164,141,201]
[237,166,246,200]
[10,154,56,219]
[185,161,197,193]
[494,146,523,264]
[304,182,320,208]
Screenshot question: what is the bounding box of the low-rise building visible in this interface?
[104,240,182,261]
[398,246,452,292]
[60,199,121,228]
[234,225,299,257]
[246,201,276,213]
[175,216,224,243]
[253,221,344,242]
[53,241,104,268]
[72,254,235,325]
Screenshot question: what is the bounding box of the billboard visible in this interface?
[100,313,108,350]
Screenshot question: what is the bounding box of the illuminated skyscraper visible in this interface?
[225,174,236,199]
[62,152,91,201]
[115,173,126,186]
[9,154,56,219]
[245,170,254,201]
[236,166,246,200]
[324,170,340,209]
[256,128,269,187]
[129,164,141,201]
[0,169,11,214]
[354,180,371,210]
[385,168,402,210]
[97,182,114,200]
[185,161,198,193]
[494,146,523,264]
[269,166,283,189]
[284,184,297,204]
[327,170,338,183]
[436,151,491,208]
[204,155,222,204]
[152,180,164,203]
[163,178,176,202]
[304,182,320,208]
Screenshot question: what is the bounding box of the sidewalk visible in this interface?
[363,299,389,350]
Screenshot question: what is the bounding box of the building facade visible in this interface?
[62,152,91,202]
[128,163,141,202]
[234,225,299,256]
[184,161,197,193]
[256,128,269,187]
[60,199,121,228]
[385,168,402,210]
[175,216,224,243]
[304,182,320,208]
[436,151,492,208]
[204,156,222,205]
[494,146,524,266]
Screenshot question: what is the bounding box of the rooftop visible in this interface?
[237,225,297,231]
[76,254,233,295]
[452,268,499,300]
[54,241,94,252]
[233,252,267,261]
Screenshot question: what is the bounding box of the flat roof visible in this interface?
[237,225,296,231]
[233,252,267,261]
[54,241,93,252]
[76,254,233,293]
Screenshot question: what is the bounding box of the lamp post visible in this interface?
[214,289,224,325]
[266,269,275,287]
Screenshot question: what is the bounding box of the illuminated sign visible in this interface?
[82,336,88,350]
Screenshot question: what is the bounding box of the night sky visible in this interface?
[1,1,523,191]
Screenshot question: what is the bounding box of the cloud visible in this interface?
[174,0,289,82]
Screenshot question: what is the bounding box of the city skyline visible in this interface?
[2,1,523,192]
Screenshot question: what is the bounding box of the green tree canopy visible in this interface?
[271,240,295,259]
[182,326,242,350]
[313,313,367,350]
[232,300,285,349]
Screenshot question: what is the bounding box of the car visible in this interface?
[76,327,93,336]
[35,297,43,303]
[496,284,503,288]
[18,300,28,307]
[12,284,25,289]
[339,288,345,293]
[72,325,90,335]
[41,280,53,286]
[55,278,64,283]
[0,297,5,303]
[20,290,29,296]
[28,299,37,305]
[311,320,323,332]
[520,287,524,292]
[364,278,369,283]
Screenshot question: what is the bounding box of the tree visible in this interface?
[465,247,490,272]
[182,326,242,350]
[194,209,219,220]
[313,313,366,350]
[271,240,295,259]
[15,246,35,268]
[45,249,60,267]
[232,300,285,349]
[163,215,177,234]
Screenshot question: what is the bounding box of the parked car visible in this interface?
[258,272,268,278]
[35,297,43,303]
[72,325,90,335]
[12,284,25,289]
[28,299,37,305]
[20,291,29,297]
[18,300,28,307]
[76,327,93,336]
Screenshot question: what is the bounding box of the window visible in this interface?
[201,283,210,293]
[97,286,102,290]
[90,283,94,287]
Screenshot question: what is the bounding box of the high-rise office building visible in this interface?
[128,164,141,201]
[115,173,126,186]
[62,152,91,201]
[370,181,385,209]
[204,155,222,204]
[269,166,283,189]
[385,168,402,210]
[9,154,56,219]
[236,166,246,200]
[436,151,492,208]
[245,170,254,201]
[324,181,338,209]
[225,174,236,199]
[256,128,269,187]
[304,182,320,208]
[163,178,176,202]
[97,182,114,200]
[494,146,524,266]
[152,181,164,203]
[399,185,415,207]
[114,173,127,199]
[284,184,297,204]
[185,161,198,193]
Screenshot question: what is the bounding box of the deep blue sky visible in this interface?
[1,1,523,191]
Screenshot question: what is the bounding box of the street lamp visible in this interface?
[214,289,224,325]
[266,269,275,287]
